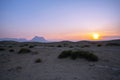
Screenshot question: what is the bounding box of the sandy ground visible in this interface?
[0,41,120,80]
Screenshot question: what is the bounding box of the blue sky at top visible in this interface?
[0,0,120,40]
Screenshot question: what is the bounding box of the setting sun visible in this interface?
[92,33,100,40]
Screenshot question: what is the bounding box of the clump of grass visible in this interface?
[57,45,62,47]
[84,53,98,61]
[29,45,34,48]
[74,50,98,61]
[9,49,15,52]
[58,50,72,59]
[35,58,42,63]
[18,48,31,54]
[58,50,98,61]
[97,44,102,47]
[0,48,5,51]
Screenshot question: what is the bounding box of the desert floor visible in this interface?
[0,41,120,80]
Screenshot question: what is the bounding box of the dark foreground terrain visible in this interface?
[0,40,120,80]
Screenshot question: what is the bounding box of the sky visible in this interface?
[0,0,120,41]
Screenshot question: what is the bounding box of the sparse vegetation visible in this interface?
[70,52,78,60]
[58,50,98,61]
[29,45,34,48]
[58,50,72,59]
[18,48,31,54]
[97,44,102,47]
[106,43,120,46]
[57,45,62,47]
[9,49,15,52]
[0,48,5,51]
[35,58,42,63]
[84,53,98,61]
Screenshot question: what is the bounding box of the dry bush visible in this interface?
[9,49,15,52]
[18,48,31,54]
[0,48,5,51]
[35,58,42,63]
[58,50,99,61]
[58,50,72,59]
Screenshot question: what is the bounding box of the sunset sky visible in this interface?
[0,0,120,41]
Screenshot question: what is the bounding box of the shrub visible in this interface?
[29,45,34,48]
[97,44,102,47]
[58,50,99,61]
[75,50,98,61]
[35,58,42,63]
[58,50,72,59]
[9,49,15,52]
[0,48,5,51]
[18,48,31,54]
[70,52,78,60]
[57,45,62,47]
[85,53,98,61]
[74,50,85,58]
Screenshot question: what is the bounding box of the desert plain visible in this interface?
[0,40,120,80]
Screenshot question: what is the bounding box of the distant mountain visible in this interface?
[31,36,47,42]
[0,38,27,42]
[0,36,47,42]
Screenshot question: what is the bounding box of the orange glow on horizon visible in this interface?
[26,31,119,41]
[90,33,101,40]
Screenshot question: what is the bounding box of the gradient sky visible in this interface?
[0,0,120,41]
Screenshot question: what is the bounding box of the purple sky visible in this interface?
[0,0,120,41]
